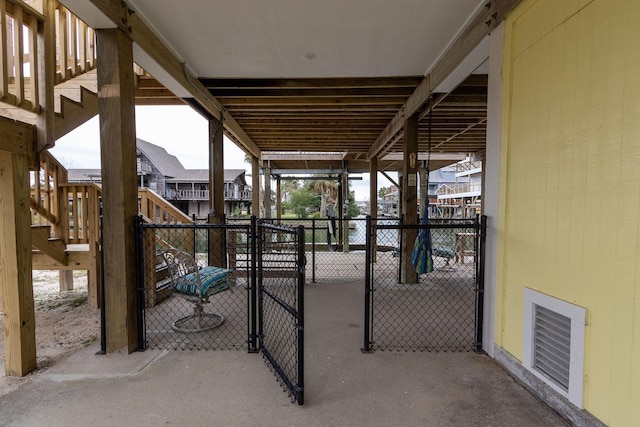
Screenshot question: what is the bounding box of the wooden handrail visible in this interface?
[138,188,193,224]
[59,182,102,245]
[0,0,96,113]
[31,151,193,255]
[30,148,67,238]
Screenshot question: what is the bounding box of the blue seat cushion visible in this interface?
[173,266,232,297]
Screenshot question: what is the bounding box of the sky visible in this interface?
[50,105,389,201]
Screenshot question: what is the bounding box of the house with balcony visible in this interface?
[69,138,251,218]
[377,167,458,218]
[434,160,482,218]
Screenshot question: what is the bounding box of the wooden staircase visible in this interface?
[31,225,67,266]
[0,1,192,308]
[53,71,99,140]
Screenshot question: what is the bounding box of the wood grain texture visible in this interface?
[96,28,139,353]
[0,151,37,376]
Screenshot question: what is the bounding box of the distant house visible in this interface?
[434,160,482,218]
[68,138,252,219]
[376,166,460,218]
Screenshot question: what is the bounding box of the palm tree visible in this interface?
[314,179,338,216]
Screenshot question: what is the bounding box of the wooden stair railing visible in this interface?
[138,188,193,224]
[0,1,95,109]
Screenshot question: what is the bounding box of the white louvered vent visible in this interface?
[523,288,586,408]
[533,305,571,391]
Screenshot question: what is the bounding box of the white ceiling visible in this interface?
[125,0,488,79]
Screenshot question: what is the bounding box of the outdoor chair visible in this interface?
[162,248,234,333]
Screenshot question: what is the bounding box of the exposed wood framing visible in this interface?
[0,116,36,155]
[367,0,522,160]
[86,0,261,159]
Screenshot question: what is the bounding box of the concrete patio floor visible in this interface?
[0,282,569,426]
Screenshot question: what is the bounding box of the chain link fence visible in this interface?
[136,219,255,351]
[364,216,485,352]
[259,217,370,285]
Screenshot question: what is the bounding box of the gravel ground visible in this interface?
[0,270,100,397]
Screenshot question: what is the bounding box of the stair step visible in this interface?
[31,226,67,266]
[31,225,52,241]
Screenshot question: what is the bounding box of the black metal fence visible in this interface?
[258,221,305,405]
[233,217,370,285]
[363,215,486,352]
[135,217,256,351]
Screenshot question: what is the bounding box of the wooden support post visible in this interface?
[402,115,419,284]
[369,158,378,218]
[264,164,272,219]
[96,29,139,353]
[251,156,260,217]
[342,170,350,253]
[86,185,100,309]
[276,175,281,221]
[419,163,428,213]
[208,117,225,268]
[59,270,73,292]
[36,0,55,151]
[0,150,37,376]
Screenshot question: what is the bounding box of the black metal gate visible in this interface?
[135,217,257,351]
[258,221,305,405]
[363,215,486,352]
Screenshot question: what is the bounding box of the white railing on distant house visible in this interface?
[224,189,251,200]
[137,160,152,174]
[436,183,482,197]
[166,189,209,200]
[455,161,482,174]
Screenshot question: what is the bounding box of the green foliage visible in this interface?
[289,186,319,218]
[347,191,360,218]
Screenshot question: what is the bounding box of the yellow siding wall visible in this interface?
[498,0,640,424]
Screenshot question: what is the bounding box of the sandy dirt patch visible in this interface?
[0,270,100,397]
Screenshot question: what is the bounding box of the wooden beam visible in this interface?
[262,152,346,161]
[251,156,260,216]
[367,0,522,160]
[215,96,408,106]
[32,247,94,270]
[0,116,35,156]
[369,156,378,219]
[276,176,281,221]
[210,87,415,98]
[201,77,423,89]
[264,164,272,219]
[208,117,225,267]
[36,0,56,150]
[86,0,261,158]
[96,28,139,353]
[0,150,37,376]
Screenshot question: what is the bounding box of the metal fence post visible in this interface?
[249,215,259,352]
[311,218,316,283]
[134,214,146,351]
[362,215,373,353]
[397,214,404,284]
[475,215,487,352]
[257,220,264,350]
[296,224,305,405]
[98,207,106,355]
